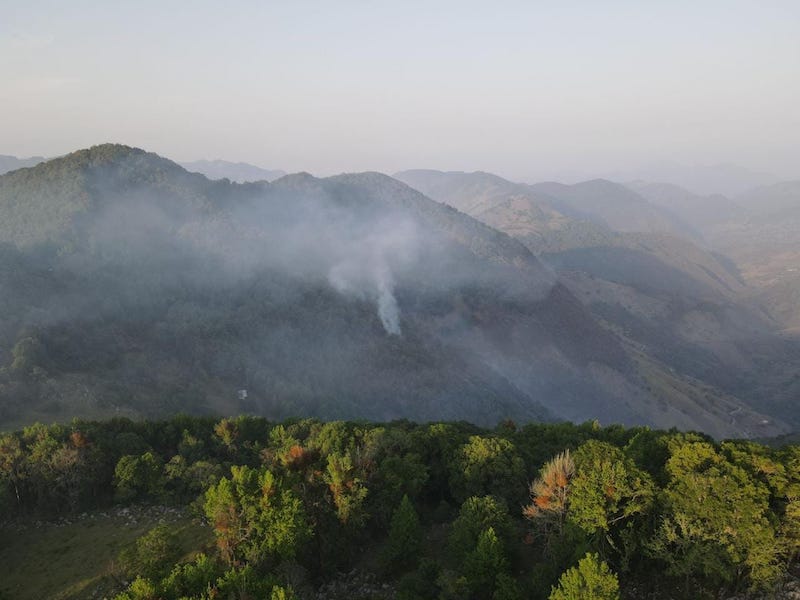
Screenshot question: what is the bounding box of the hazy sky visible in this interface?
[2,1,799,180]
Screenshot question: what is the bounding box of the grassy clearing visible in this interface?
[0,506,212,600]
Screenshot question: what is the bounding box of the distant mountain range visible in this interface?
[599,162,779,197]
[395,169,800,432]
[179,159,286,182]
[0,147,796,437]
[0,155,46,175]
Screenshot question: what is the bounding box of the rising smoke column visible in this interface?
[329,255,402,336]
[373,261,401,335]
[325,215,420,337]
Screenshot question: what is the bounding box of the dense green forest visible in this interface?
[2,416,799,599]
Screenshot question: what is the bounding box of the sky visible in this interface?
[1,1,799,181]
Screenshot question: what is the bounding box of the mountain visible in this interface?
[393,169,524,215]
[736,180,800,217]
[707,181,800,331]
[0,145,618,432]
[395,172,704,244]
[396,169,800,432]
[528,179,703,242]
[625,180,743,233]
[394,171,620,253]
[0,154,46,175]
[602,162,778,196]
[0,146,783,437]
[180,159,285,182]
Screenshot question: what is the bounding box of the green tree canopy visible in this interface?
[647,440,781,592]
[549,552,619,600]
[203,465,310,566]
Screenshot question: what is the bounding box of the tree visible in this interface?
[524,450,575,537]
[568,441,654,566]
[271,585,297,600]
[204,465,310,566]
[214,418,239,453]
[463,527,508,600]
[549,553,619,600]
[779,446,800,561]
[397,558,441,600]
[114,452,163,502]
[381,494,422,573]
[449,496,513,564]
[324,452,369,526]
[646,441,781,592]
[368,452,429,526]
[117,524,181,581]
[160,553,221,598]
[451,436,526,505]
[0,435,25,510]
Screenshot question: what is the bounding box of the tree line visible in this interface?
[1,415,798,599]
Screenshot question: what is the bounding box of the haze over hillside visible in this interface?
[395,168,800,433]
[600,162,780,197]
[0,145,797,440]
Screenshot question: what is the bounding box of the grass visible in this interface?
[0,506,212,600]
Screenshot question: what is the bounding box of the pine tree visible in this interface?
[382,494,422,573]
[463,527,508,600]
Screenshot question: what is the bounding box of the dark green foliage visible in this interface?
[381,494,422,573]
[493,573,522,600]
[117,524,181,581]
[450,435,526,505]
[448,496,514,565]
[463,527,509,599]
[114,452,163,502]
[397,559,441,600]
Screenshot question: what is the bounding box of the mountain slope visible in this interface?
[529,179,703,241]
[708,181,800,331]
[394,169,523,215]
[625,180,743,233]
[396,169,797,434]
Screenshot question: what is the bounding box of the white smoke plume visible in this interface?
[374,262,400,335]
[326,216,419,336]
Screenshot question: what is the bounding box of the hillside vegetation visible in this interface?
[1,415,798,599]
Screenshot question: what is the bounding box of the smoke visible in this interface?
[326,216,419,336]
[374,263,400,335]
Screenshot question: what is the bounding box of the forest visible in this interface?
[1,415,798,599]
